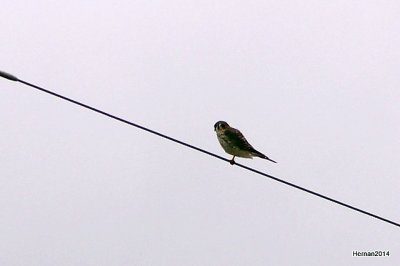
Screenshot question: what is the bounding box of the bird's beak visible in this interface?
[213,122,219,131]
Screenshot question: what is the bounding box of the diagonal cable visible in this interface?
[1,70,399,228]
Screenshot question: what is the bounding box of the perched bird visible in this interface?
[214,121,277,165]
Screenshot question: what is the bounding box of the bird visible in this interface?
[214,121,277,165]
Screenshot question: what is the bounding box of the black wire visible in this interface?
[1,70,399,228]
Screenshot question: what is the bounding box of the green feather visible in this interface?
[223,128,254,151]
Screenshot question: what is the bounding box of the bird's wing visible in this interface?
[224,126,278,163]
[224,127,255,151]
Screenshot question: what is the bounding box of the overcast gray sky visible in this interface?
[1,1,399,265]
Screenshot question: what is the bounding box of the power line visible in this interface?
[1,70,399,228]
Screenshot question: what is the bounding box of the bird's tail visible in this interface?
[252,150,277,163]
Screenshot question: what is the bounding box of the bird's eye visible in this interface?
[220,124,225,129]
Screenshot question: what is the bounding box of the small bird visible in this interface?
[214,121,277,165]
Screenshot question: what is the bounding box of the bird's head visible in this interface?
[214,121,230,132]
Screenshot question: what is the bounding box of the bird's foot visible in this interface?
[229,159,236,165]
